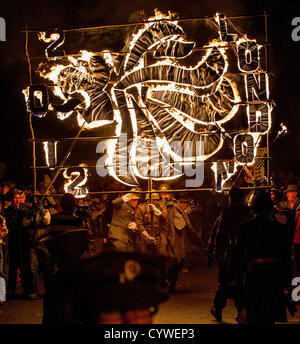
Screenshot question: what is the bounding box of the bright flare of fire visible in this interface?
[38,32,60,43]
[63,163,88,198]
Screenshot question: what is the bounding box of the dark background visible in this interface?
[0,0,299,187]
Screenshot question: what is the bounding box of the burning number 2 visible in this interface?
[43,30,65,58]
[63,166,88,198]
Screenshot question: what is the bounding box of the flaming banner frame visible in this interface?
[23,11,272,198]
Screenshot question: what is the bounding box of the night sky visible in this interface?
[0,0,299,187]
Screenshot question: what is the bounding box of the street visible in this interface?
[0,262,299,325]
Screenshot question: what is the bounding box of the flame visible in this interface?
[52,86,66,101]
[22,87,47,114]
[78,50,94,63]
[22,88,29,102]
[38,50,95,84]
[38,32,60,43]
[280,123,288,134]
[34,90,43,102]
[211,161,237,192]
[124,11,180,70]
[148,83,196,97]
[43,142,49,166]
[121,43,229,101]
[102,51,115,68]
[105,138,137,187]
[30,11,272,190]
[233,133,261,167]
[246,103,272,136]
[43,141,57,169]
[23,87,44,105]
[150,9,178,21]
[77,115,113,129]
[38,64,66,84]
[67,56,78,65]
[38,51,97,125]
[63,163,89,198]
[147,76,240,127]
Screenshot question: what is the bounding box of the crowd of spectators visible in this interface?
[0,170,299,322]
[0,174,218,304]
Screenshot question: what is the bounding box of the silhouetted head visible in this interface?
[229,188,244,205]
[251,190,274,216]
[61,193,77,213]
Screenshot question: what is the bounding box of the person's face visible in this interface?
[94,200,104,211]
[77,199,84,207]
[161,193,171,200]
[195,202,202,211]
[270,191,278,202]
[101,194,108,201]
[287,191,298,202]
[19,193,26,204]
[180,201,188,210]
[129,199,139,208]
[24,189,31,197]
[12,194,22,208]
[2,186,9,195]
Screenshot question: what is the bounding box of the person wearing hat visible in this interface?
[280,185,300,274]
[281,184,300,224]
[135,191,167,255]
[229,190,293,324]
[158,184,194,260]
[155,183,193,291]
[108,188,155,252]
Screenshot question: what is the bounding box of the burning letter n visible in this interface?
[0,17,5,42]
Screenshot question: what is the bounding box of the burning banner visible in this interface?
[23,10,272,196]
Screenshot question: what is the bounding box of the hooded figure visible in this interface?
[230,190,293,324]
[209,188,253,322]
